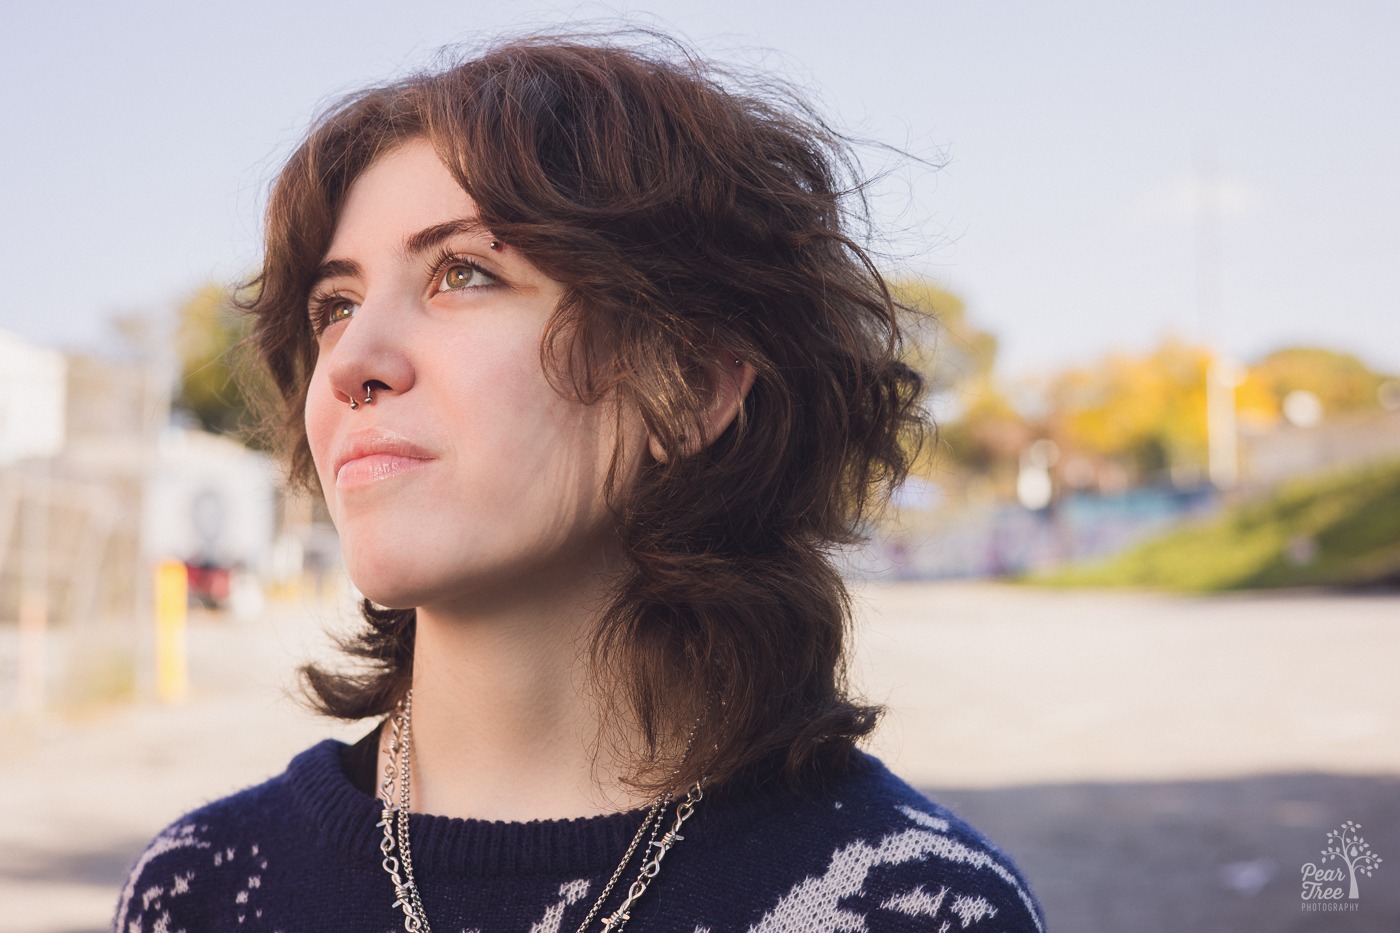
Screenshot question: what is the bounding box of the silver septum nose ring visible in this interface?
[348,383,375,411]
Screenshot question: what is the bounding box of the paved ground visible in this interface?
[2,581,1397,932]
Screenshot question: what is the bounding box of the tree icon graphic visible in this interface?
[1321,821,1384,899]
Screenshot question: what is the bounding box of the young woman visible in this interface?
[116,30,1045,932]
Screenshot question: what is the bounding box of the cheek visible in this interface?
[303,372,339,487]
[443,329,559,443]
[499,354,605,455]
[447,352,601,496]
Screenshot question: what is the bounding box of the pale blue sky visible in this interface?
[2,0,1396,376]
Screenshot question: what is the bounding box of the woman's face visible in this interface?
[304,139,641,611]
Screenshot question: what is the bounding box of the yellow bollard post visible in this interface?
[155,560,189,703]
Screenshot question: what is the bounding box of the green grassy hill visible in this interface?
[1035,459,1400,591]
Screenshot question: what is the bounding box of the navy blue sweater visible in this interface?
[114,737,1045,931]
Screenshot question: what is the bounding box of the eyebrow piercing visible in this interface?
[489,240,502,251]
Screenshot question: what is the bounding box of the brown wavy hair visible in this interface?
[243,29,933,795]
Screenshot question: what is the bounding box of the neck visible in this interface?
[378,548,655,822]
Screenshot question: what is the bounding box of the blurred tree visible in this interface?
[890,280,1009,480]
[1239,347,1393,424]
[891,298,1398,499]
[1047,340,1211,482]
[173,284,265,442]
[936,377,1030,473]
[891,280,997,395]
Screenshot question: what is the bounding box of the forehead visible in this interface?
[327,139,476,254]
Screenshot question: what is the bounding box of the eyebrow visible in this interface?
[307,218,493,292]
[402,218,492,256]
[308,258,361,289]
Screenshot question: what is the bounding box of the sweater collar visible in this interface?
[283,736,875,877]
[285,739,658,876]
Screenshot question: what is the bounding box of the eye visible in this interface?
[310,295,358,335]
[436,260,495,292]
[326,299,357,325]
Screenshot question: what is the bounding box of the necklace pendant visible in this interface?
[601,909,630,931]
[651,828,683,853]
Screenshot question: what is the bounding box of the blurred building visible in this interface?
[1239,411,1400,489]
[0,329,284,631]
[0,329,66,466]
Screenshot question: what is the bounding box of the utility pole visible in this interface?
[1196,145,1239,489]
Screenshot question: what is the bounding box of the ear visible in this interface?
[649,350,757,463]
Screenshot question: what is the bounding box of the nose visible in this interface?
[321,297,416,410]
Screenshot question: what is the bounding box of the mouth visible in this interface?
[333,431,436,490]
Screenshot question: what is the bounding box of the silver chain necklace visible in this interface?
[377,690,704,933]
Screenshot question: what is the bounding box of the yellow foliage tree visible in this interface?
[890,280,997,395]
[173,283,263,440]
[1048,340,1212,478]
[889,280,1004,476]
[1242,347,1393,424]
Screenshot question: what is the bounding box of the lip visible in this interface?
[333,430,437,490]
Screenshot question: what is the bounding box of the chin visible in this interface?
[339,539,440,610]
[342,546,510,613]
[346,571,426,611]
